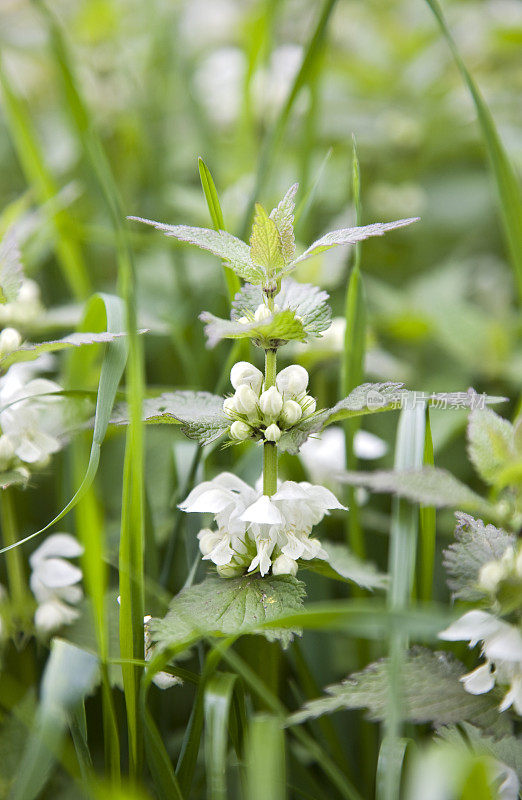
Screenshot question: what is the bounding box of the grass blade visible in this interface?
[419,407,436,602]
[245,715,286,800]
[424,0,522,303]
[204,672,237,800]
[144,709,184,800]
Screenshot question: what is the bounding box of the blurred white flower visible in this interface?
[194,47,246,126]
[252,45,304,121]
[181,472,344,577]
[439,610,522,714]
[144,616,180,690]
[29,533,84,634]
[300,426,387,486]
[0,364,63,466]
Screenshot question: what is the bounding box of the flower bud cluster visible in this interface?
[223,361,317,444]
[237,302,280,326]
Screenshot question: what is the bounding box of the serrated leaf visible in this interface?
[303,542,388,590]
[286,217,419,272]
[288,648,510,734]
[269,183,298,263]
[0,227,23,304]
[150,574,306,650]
[200,308,307,349]
[337,466,494,516]
[112,391,228,445]
[249,203,284,274]
[443,512,515,602]
[0,330,135,371]
[467,408,515,486]
[128,217,264,283]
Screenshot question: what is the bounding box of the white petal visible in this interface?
[152,671,180,690]
[35,599,80,633]
[460,663,495,695]
[180,488,236,514]
[354,430,387,460]
[241,496,283,525]
[32,557,82,589]
[485,625,522,662]
[438,611,503,644]
[273,481,310,501]
[30,533,84,567]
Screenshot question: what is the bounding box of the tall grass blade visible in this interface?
[204,672,237,800]
[419,408,436,602]
[424,0,522,302]
[245,715,286,800]
[144,709,184,800]
[378,404,426,800]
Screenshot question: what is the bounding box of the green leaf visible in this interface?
[249,203,284,275]
[338,467,495,517]
[245,715,286,800]
[150,574,306,651]
[0,329,135,372]
[302,542,388,590]
[438,724,522,785]
[0,227,23,304]
[288,648,510,734]
[128,217,263,284]
[287,218,419,271]
[0,470,29,491]
[467,408,515,486]
[443,512,515,602]
[204,672,238,800]
[269,183,298,263]
[200,308,307,349]
[322,382,405,425]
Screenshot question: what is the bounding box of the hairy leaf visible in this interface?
[443,512,515,601]
[150,574,306,650]
[128,217,264,283]
[287,217,419,271]
[438,724,522,783]
[200,308,307,349]
[467,408,515,485]
[232,279,331,338]
[338,467,494,516]
[0,227,23,304]
[269,183,298,263]
[0,330,133,371]
[288,648,510,733]
[112,391,228,444]
[249,203,284,274]
[303,542,388,590]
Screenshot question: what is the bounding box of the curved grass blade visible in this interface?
[0,293,128,555]
[424,0,522,303]
[144,709,184,800]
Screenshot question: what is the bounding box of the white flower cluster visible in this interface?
[0,361,63,476]
[180,472,345,577]
[223,361,316,444]
[478,544,522,594]
[29,533,84,634]
[439,610,522,714]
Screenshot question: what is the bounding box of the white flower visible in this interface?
[234,384,258,416]
[181,473,345,578]
[30,533,84,634]
[0,435,14,470]
[299,394,316,415]
[259,386,283,420]
[280,399,302,427]
[0,279,42,326]
[222,396,237,417]
[230,361,263,394]
[272,554,298,576]
[300,427,387,486]
[0,366,63,464]
[439,610,522,714]
[230,420,251,440]
[276,364,309,397]
[264,423,281,443]
[0,327,21,356]
[254,303,272,322]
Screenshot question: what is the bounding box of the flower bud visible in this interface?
[18,279,40,305]
[300,395,317,415]
[234,384,258,416]
[0,327,21,355]
[217,563,245,578]
[0,435,14,470]
[230,420,251,440]
[478,560,506,593]
[280,399,302,427]
[230,361,263,394]
[272,554,298,576]
[222,396,237,417]
[259,386,283,420]
[254,303,272,322]
[198,529,221,556]
[264,423,281,443]
[276,364,309,397]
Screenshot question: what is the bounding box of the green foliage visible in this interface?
[249,203,285,275]
[289,648,510,734]
[303,542,388,591]
[0,228,23,304]
[149,574,306,651]
[467,408,517,485]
